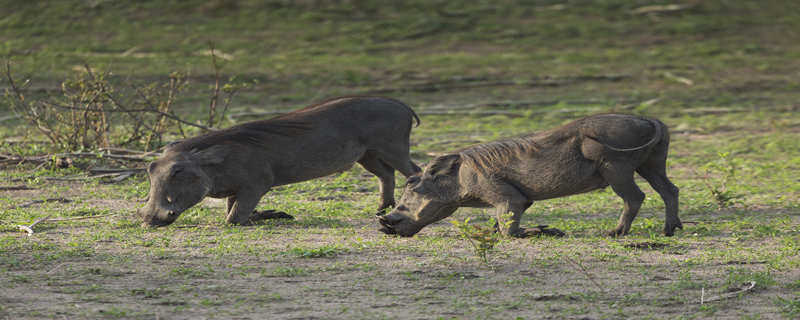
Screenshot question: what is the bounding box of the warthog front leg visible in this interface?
[228,196,294,222]
[225,190,266,225]
[482,182,548,238]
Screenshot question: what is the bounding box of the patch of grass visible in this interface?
[282,245,346,258]
[698,152,745,208]
[131,287,172,299]
[169,265,215,279]
[722,267,776,291]
[265,266,309,277]
[775,295,800,318]
[450,214,511,267]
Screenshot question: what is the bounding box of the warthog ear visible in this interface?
[190,144,230,165]
[427,154,461,176]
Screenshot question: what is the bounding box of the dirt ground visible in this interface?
[2,176,798,320]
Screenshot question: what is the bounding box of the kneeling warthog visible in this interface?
[140,96,421,227]
[379,114,681,237]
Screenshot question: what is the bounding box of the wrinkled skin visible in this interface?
[380,114,681,238]
[140,96,421,227]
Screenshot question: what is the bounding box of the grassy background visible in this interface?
[2,0,799,319]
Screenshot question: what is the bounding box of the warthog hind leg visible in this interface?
[636,146,681,236]
[358,152,396,214]
[601,162,645,237]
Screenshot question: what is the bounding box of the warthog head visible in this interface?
[138,148,220,227]
[379,154,462,236]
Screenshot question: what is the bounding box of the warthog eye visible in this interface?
[166,195,173,204]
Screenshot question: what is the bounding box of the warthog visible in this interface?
[379,114,681,238]
[140,96,421,227]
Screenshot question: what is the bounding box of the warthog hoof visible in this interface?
[249,210,294,223]
[664,220,683,236]
[606,228,628,237]
[512,225,565,238]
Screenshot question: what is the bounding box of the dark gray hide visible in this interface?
[139,96,421,227]
[379,114,680,237]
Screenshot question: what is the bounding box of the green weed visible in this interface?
[699,152,745,208]
[450,213,511,267]
[775,295,800,318]
[723,267,776,291]
[283,245,345,258]
[265,266,309,277]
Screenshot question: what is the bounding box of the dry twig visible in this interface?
[0,185,35,191]
[17,215,51,236]
[16,212,119,236]
[563,255,605,293]
[631,3,695,15]
[10,197,72,209]
[702,281,756,304]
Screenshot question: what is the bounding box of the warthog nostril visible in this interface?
[167,210,176,217]
[380,214,404,225]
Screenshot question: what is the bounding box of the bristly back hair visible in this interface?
[457,134,541,174]
[278,95,420,127]
[168,119,311,152]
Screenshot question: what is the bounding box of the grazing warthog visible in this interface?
[379,114,681,238]
[140,96,421,227]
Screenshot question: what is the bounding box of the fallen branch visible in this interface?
[47,212,119,222]
[563,255,605,293]
[0,114,21,122]
[0,185,35,191]
[108,171,136,183]
[43,171,139,182]
[88,168,146,175]
[17,215,51,236]
[702,281,756,304]
[663,71,694,86]
[10,197,72,209]
[722,260,768,265]
[43,175,94,181]
[227,110,287,119]
[55,152,156,162]
[631,3,695,15]
[88,168,144,183]
[98,147,154,155]
[1,151,157,166]
[16,212,119,236]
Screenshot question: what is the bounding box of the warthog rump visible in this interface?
[139,96,421,227]
[379,114,681,238]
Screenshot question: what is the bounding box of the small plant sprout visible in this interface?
[699,151,745,208]
[450,212,512,267]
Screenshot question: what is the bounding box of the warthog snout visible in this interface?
[377,213,420,237]
[378,214,401,235]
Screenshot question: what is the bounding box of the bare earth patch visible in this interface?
[1,179,798,319]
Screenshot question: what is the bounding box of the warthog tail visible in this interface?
[387,97,420,128]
